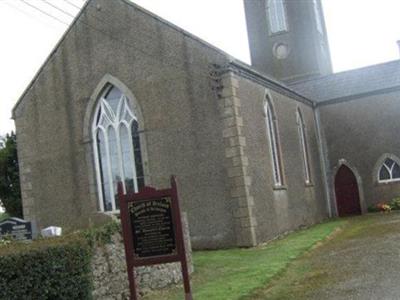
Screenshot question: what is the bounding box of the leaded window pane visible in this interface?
[384,158,395,168]
[101,100,115,124]
[92,84,145,212]
[265,100,283,186]
[120,124,135,193]
[297,110,311,184]
[379,166,390,181]
[104,86,123,114]
[132,120,145,190]
[121,99,134,124]
[108,127,120,210]
[267,109,278,181]
[379,157,400,182]
[97,130,112,211]
[392,163,400,179]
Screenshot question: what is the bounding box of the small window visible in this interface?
[378,158,400,183]
[312,0,323,34]
[296,109,311,184]
[267,0,288,34]
[264,96,284,186]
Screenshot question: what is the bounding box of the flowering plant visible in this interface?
[376,202,391,213]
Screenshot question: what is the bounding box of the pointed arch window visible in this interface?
[296,109,311,184]
[267,0,288,34]
[264,96,284,187]
[92,85,145,212]
[312,0,323,34]
[378,158,400,183]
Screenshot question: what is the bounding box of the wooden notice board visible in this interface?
[118,176,192,300]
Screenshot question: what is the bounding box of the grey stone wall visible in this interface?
[13,0,331,250]
[318,90,400,212]
[91,216,192,299]
[216,72,257,247]
[244,0,331,82]
[235,75,327,243]
[14,0,235,249]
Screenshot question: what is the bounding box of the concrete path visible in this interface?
[258,213,400,300]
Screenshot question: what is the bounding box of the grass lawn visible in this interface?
[143,219,346,300]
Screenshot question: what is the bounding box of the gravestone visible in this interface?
[0,217,33,241]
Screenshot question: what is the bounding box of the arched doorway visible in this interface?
[334,165,362,217]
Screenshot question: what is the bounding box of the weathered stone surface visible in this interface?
[15,0,236,250]
[14,0,331,252]
[91,215,192,299]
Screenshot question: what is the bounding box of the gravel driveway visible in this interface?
[255,212,400,300]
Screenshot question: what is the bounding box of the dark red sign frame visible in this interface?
[118,176,192,300]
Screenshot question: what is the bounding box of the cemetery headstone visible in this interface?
[0,217,34,241]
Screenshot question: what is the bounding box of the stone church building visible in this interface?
[12,0,400,249]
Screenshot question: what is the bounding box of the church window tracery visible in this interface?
[92,85,144,212]
[378,158,400,183]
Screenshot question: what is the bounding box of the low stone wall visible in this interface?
[91,214,192,299]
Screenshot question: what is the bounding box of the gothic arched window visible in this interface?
[296,109,311,184]
[264,96,284,187]
[267,0,288,34]
[378,158,400,183]
[92,85,145,212]
[312,0,323,34]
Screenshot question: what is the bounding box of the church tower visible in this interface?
[244,0,332,82]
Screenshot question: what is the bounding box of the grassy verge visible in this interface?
[143,219,346,300]
[247,213,400,299]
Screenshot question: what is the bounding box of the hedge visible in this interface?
[0,221,121,300]
[0,235,92,300]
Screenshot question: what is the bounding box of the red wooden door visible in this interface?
[334,165,362,217]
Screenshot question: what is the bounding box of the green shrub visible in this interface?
[0,235,92,299]
[367,204,379,213]
[83,220,121,247]
[390,197,400,210]
[0,221,122,299]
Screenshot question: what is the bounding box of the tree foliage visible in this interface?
[0,132,22,217]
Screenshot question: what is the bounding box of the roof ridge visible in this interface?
[290,59,400,86]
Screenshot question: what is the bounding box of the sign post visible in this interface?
[118,176,192,300]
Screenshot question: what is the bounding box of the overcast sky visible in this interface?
[0,0,399,136]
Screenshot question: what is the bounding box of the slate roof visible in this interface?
[289,59,400,103]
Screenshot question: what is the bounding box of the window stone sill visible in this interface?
[377,180,400,186]
[273,184,287,191]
